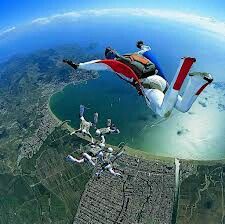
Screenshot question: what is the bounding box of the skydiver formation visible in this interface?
[66,105,123,177]
[63,40,213,117]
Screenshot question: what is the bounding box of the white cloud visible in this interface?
[31,11,81,25]
[4,8,225,41]
[82,8,225,39]
[31,17,51,25]
[29,8,225,40]
[51,11,81,19]
[0,26,16,37]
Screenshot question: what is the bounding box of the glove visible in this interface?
[63,59,78,69]
[63,59,72,64]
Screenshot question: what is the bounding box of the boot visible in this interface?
[175,72,213,112]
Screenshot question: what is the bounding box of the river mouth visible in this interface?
[49,72,225,160]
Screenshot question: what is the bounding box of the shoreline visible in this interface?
[47,96,63,124]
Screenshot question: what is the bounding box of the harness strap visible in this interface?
[125,53,150,65]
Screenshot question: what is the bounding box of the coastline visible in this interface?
[48,94,75,133]
[47,97,62,124]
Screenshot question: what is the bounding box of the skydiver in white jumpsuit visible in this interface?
[63,41,213,118]
[89,136,106,162]
[95,125,120,136]
[96,147,124,177]
[95,146,114,163]
[70,105,94,142]
[96,162,122,177]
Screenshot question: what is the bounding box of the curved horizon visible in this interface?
[1,8,225,42]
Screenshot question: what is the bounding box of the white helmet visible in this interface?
[99,143,105,148]
[108,147,113,153]
[95,129,101,136]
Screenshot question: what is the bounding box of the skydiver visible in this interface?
[95,119,120,136]
[95,146,114,163]
[95,125,120,136]
[95,148,123,177]
[70,116,94,143]
[96,161,122,177]
[63,41,213,117]
[70,105,94,142]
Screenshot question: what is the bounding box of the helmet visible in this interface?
[108,147,113,153]
[136,40,144,49]
[105,47,117,59]
[105,47,112,55]
[99,143,105,148]
[95,129,101,136]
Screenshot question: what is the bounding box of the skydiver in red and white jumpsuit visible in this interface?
[63,41,213,117]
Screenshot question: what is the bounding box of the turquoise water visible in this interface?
[50,72,225,160]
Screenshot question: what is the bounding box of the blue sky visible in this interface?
[0,0,224,81]
[0,0,225,28]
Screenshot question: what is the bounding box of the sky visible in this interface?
[1,0,225,29]
[0,0,225,42]
[0,0,224,73]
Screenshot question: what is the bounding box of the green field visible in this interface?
[0,126,93,224]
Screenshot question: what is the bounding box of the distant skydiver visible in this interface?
[96,163,122,177]
[90,144,114,163]
[66,135,106,166]
[95,149,123,177]
[66,140,113,167]
[70,116,94,142]
[95,124,120,136]
[93,117,120,136]
[70,104,94,142]
[63,41,213,118]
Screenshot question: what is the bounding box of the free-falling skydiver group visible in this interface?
[66,105,123,178]
[63,40,213,177]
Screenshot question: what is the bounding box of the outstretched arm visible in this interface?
[66,155,85,163]
[100,135,105,144]
[63,59,111,71]
[63,59,79,69]
[83,153,95,166]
